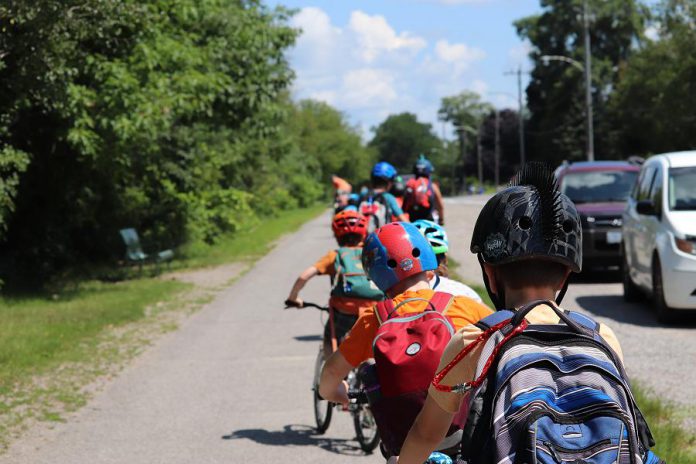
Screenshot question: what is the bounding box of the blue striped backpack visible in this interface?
[433,300,663,464]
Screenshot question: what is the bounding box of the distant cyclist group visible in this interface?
[286,157,665,464]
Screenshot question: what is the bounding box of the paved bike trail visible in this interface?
[1,210,381,463]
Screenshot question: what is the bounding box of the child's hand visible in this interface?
[284,298,304,308]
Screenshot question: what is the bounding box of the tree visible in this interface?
[608,0,696,155]
[438,91,492,186]
[479,109,522,184]
[0,0,301,287]
[287,100,375,186]
[515,0,648,163]
[369,113,441,172]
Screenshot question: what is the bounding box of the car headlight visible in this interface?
[674,236,696,255]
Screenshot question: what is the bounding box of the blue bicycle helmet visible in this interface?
[372,161,397,180]
[414,154,434,177]
[362,222,438,292]
[412,219,449,255]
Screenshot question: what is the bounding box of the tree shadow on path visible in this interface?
[222,424,366,456]
[293,334,322,342]
[575,294,696,328]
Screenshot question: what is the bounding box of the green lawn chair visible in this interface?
[119,228,174,271]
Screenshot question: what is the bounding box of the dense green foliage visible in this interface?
[609,0,696,156]
[516,0,696,163]
[0,1,370,288]
[369,113,442,170]
[516,0,648,162]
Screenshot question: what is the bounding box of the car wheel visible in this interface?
[652,256,674,323]
[622,249,641,302]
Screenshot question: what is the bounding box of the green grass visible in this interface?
[0,278,187,392]
[176,203,328,268]
[634,387,696,463]
[0,204,327,440]
[447,257,494,308]
[448,256,696,462]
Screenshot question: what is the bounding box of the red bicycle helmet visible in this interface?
[332,210,368,240]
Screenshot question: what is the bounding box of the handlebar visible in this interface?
[284,300,329,311]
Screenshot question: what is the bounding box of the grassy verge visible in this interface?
[449,257,696,462]
[178,203,327,268]
[0,204,327,445]
[634,388,696,462]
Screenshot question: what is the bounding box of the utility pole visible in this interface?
[476,126,483,188]
[494,109,500,187]
[516,67,526,167]
[583,0,595,161]
[457,126,467,194]
[505,67,527,167]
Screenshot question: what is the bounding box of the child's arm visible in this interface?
[397,395,457,464]
[286,266,320,306]
[432,182,445,225]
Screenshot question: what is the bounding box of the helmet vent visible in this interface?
[511,162,563,241]
[412,248,421,258]
[562,219,574,233]
[518,216,532,230]
[387,259,398,269]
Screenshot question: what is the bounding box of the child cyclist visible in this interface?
[360,162,409,231]
[319,222,492,458]
[411,219,482,303]
[396,164,662,464]
[285,210,384,355]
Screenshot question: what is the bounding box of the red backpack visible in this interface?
[403,176,434,215]
[363,292,467,457]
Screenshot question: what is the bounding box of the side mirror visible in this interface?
[636,199,657,216]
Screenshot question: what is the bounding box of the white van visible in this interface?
[622,151,696,322]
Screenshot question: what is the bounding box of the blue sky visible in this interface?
[268,0,542,139]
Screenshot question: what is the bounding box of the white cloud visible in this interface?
[429,0,493,5]
[435,40,485,64]
[507,41,532,67]
[341,68,397,108]
[288,7,489,133]
[470,79,489,96]
[348,11,426,63]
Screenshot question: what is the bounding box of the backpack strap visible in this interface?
[374,299,395,325]
[375,292,453,325]
[563,310,601,332]
[429,291,454,315]
[474,310,515,331]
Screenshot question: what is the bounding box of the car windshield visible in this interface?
[560,170,638,204]
[669,166,696,211]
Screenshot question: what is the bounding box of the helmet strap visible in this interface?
[478,254,505,310]
[555,277,570,306]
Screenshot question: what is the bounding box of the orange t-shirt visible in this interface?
[314,249,381,316]
[338,288,493,367]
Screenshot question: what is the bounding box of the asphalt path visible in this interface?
[1,210,381,464]
[2,197,694,463]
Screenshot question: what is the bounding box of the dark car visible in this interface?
[555,161,641,270]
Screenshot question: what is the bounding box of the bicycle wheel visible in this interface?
[351,375,380,453]
[313,347,332,434]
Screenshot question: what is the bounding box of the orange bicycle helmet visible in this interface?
[332,210,368,240]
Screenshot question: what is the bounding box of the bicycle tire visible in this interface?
[313,348,332,434]
[350,375,380,453]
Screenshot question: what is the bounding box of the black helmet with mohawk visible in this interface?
[470,162,582,308]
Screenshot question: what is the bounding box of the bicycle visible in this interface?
[285,300,380,453]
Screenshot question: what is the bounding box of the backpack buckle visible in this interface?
[452,383,473,394]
